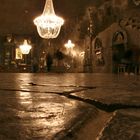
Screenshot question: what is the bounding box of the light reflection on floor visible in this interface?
[14,90,79,139]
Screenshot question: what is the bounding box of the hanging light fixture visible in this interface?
[33,0,64,39]
[64,40,75,49]
[64,40,75,56]
[19,40,32,54]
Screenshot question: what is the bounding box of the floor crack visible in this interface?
[65,94,140,112]
[0,87,139,112]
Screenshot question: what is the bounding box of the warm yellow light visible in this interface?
[19,40,32,54]
[64,40,75,49]
[16,48,22,59]
[33,0,64,39]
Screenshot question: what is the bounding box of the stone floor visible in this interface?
[0,73,139,140]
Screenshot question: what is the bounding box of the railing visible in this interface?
[117,62,140,75]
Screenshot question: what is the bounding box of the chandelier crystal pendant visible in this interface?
[19,40,32,54]
[33,0,64,39]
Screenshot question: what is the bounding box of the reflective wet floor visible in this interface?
[0,73,139,140]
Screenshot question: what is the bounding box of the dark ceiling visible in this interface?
[0,0,139,38]
[0,0,101,36]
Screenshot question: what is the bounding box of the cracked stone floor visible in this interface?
[0,73,139,140]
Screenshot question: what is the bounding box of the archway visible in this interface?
[112,31,127,73]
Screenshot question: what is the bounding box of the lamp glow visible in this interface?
[64,40,75,49]
[19,40,32,54]
[33,0,64,39]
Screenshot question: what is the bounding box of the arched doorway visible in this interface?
[112,31,127,73]
[94,38,105,66]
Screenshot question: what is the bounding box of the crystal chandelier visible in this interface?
[19,40,32,54]
[33,0,64,39]
[64,40,75,49]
